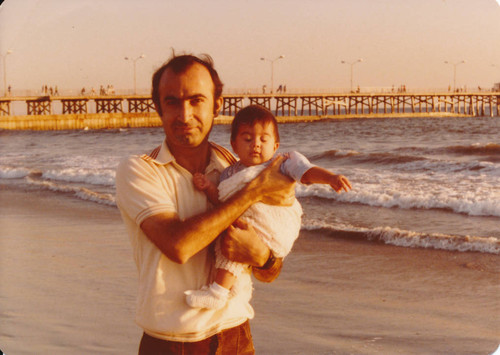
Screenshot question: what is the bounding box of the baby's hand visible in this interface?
[330,174,352,193]
[193,173,210,191]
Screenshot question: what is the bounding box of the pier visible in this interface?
[0,92,498,130]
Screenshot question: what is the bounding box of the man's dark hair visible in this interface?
[230,104,280,143]
[152,54,224,116]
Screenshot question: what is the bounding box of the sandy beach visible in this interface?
[252,231,500,354]
[1,187,499,355]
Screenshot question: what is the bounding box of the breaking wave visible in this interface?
[302,221,500,255]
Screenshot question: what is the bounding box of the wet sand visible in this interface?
[0,188,140,354]
[252,231,500,354]
[1,188,498,355]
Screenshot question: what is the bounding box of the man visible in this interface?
[115,54,295,354]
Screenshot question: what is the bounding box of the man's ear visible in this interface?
[274,142,280,152]
[214,97,223,117]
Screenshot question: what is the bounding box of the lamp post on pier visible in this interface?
[492,64,500,92]
[124,54,146,94]
[260,55,285,93]
[444,60,466,92]
[341,58,363,93]
[2,49,13,96]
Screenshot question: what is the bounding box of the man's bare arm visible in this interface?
[141,156,295,264]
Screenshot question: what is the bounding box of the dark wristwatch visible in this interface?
[257,251,276,270]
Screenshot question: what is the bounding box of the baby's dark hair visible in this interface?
[230,105,280,143]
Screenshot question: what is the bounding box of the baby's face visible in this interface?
[231,122,279,166]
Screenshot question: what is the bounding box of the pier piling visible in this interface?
[1,92,498,130]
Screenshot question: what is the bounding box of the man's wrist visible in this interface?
[257,250,276,270]
[242,178,263,204]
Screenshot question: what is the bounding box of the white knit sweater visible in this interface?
[218,164,303,258]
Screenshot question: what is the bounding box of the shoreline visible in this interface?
[1,188,499,354]
[0,111,475,131]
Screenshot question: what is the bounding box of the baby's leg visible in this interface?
[215,268,236,290]
[184,268,237,310]
[185,240,245,310]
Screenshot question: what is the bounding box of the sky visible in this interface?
[0,0,499,96]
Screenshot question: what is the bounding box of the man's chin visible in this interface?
[174,134,205,147]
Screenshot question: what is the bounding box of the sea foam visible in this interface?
[25,177,116,206]
[296,170,500,217]
[0,166,31,179]
[302,220,500,255]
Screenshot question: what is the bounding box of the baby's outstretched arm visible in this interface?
[193,173,220,205]
[300,166,352,193]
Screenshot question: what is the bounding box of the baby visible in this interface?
[185,104,351,309]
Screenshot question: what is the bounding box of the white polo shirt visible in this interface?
[115,140,254,342]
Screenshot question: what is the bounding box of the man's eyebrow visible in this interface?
[189,94,208,100]
[164,94,207,101]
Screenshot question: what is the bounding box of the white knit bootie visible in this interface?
[185,282,229,310]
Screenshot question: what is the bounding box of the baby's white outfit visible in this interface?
[185,151,314,309]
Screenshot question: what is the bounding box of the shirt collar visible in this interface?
[140,140,174,165]
[141,139,231,173]
[155,140,175,165]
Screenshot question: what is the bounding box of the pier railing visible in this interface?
[1,92,499,130]
[2,92,499,117]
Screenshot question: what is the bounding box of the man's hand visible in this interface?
[220,218,269,266]
[247,155,296,206]
[221,218,283,282]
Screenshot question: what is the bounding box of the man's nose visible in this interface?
[177,101,193,122]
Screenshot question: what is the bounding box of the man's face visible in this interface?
[157,63,221,150]
[231,122,279,167]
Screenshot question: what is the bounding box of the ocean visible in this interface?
[1,115,499,354]
[1,115,499,255]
